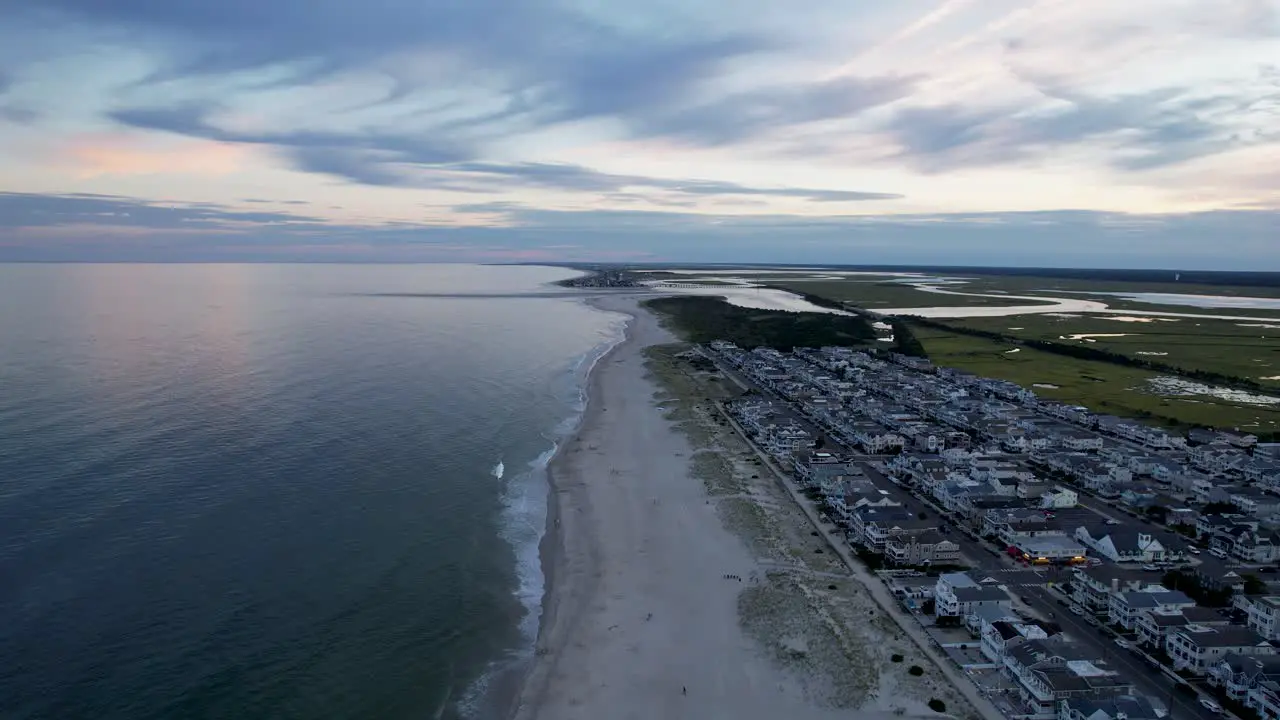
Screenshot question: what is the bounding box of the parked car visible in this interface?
[1114,638,1130,650]
[1199,697,1223,714]
[1187,546,1201,555]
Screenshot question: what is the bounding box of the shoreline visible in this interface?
[504,294,638,720]
[503,292,982,720]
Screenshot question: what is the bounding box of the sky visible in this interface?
[0,0,1277,267]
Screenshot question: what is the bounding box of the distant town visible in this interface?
[703,340,1280,720]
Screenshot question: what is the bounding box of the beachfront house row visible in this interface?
[1004,638,1133,720]
[1107,590,1195,631]
[1166,626,1277,674]
[982,618,1050,663]
[1058,695,1163,720]
[884,530,960,567]
[830,485,901,527]
[849,507,935,552]
[793,453,856,488]
[935,572,1012,618]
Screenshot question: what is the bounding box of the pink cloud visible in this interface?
[61,134,252,178]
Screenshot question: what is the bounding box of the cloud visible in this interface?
[104,104,907,201]
[0,191,321,229]
[30,0,770,134]
[3,194,1277,269]
[440,162,902,202]
[884,85,1277,172]
[111,104,469,165]
[634,74,919,146]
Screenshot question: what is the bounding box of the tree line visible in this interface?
[643,296,876,350]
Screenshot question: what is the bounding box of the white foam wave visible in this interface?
[492,461,504,479]
[457,309,630,718]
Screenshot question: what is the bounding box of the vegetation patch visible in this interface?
[909,324,1280,435]
[643,296,876,350]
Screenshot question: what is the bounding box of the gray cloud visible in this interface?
[111,104,469,166]
[3,195,1277,269]
[0,70,37,124]
[441,162,902,202]
[29,0,770,137]
[886,83,1277,172]
[636,75,918,146]
[0,191,321,229]
[106,104,907,201]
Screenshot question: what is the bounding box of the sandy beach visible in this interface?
[509,294,980,720]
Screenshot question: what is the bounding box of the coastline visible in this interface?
[505,294,636,720]
[505,292,981,720]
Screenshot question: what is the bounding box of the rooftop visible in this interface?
[953,585,1012,603]
[1175,625,1270,648]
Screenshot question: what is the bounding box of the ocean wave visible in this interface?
[457,315,629,717]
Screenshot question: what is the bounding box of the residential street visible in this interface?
[699,345,1236,720]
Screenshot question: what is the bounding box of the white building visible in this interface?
[1074,526,1167,563]
[1041,486,1079,509]
[1167,625,1276,674]
[1245,596,1280,642]
[935,572,1011,618]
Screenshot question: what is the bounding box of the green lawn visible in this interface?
[947,315,1280,390]
[914,326,1280,432]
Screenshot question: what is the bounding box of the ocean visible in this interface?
[0,264,625,720]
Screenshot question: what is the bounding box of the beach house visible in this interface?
[1004,638,1133,720]
[1166,625,1276,674]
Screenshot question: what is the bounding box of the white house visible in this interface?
[935,572,1012,618]
[1167,625,1277,674]
[1074,526,1167,563]
[1041,486,1079,509]
[1245,596,1280,642]
[1058,695,1162,720]
[1005,639,1132,720]
[1209,654,1280,702]
[982,619,1050,663]
[1108,590,1195,631]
